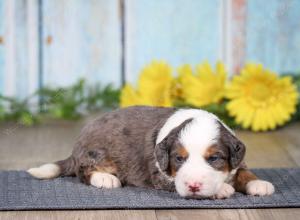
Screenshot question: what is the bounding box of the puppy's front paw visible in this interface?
[215,183,235,199]
[90,172,121,189]
[246,180,275,196]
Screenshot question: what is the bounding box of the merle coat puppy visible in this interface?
[28,106,274,199]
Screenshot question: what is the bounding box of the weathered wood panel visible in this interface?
[245,0,300,74]
[26,0,40,102]
[42,0,121,88]
[0,0,4,94]
[125,0,222,83]
[0,0,39,99]
[1,0,300,95]
[14,0,29,98]
[230,0,247,74]
[0,0,25,98]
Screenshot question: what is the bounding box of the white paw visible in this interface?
[90,172,121,189]
[246,180,275,196]
[215,183,235,199]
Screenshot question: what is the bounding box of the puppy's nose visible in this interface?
[188,182,202,193]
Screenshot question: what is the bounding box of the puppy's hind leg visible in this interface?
[77,151,121,189]
[27,156,75,179]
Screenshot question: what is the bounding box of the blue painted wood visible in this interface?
[42,0,121,88]
[1,0,299,101]
[0,0,5,94]
[246,0,300,74]
[125,0,222,83]
[14,0,29,98]
[0,0,39,99]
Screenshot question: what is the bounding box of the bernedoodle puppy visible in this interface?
[28,106,274,199]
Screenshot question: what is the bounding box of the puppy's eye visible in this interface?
[207,155,220,163]
[175,155,185,163]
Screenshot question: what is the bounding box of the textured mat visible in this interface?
[0,168,300,210]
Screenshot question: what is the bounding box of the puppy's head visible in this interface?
[155,110,245,198]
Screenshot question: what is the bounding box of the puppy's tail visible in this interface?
[27,156,76,179]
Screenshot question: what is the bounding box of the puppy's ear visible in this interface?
[219,122,246,169]
[155,137,171,172]
[155,118,193,172]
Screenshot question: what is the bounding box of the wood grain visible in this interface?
[125,0,222,83]
[0,210,157,220]
[0,0,40,99]
[245,0,300,74]
[42,0,121,87]
[237,129,298,168]
[156,208,300,220]
[2,1,300,95]
[0,0,4,94]
[231,0,247,74]
[276,123,300,167]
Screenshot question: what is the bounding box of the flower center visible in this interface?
[251,83,270,102]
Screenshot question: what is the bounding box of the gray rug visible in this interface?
[0,168,299,210]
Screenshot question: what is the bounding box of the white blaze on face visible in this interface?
[157,109,230,198]
[176,117,228,197]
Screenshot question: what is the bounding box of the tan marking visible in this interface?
[170,164,176,177]
[204,144,230,172]
[94,159,118,175]
[169,146,189,177]
[81,159,118,185]
[221,162,230,172]
[233,168,258,193]
[204,144,219,159]
[177,146,189,158]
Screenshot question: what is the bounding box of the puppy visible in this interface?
[28,106,274,199]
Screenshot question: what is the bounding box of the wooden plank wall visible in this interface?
[42,0,121,87]
[125,0,221,83]
[0,0,39,99]
[0,0,299,98]
[245,0,300,74]
[0,0,4,95]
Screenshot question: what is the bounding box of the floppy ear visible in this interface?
[219,122,246,169]
[155,118,193,172]
[154,137,170,172]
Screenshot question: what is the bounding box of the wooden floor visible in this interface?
[0,116,300,220]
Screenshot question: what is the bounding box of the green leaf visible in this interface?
[0,104,5,121]
[19,112,35,126]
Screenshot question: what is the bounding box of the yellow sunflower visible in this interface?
[171,64,192,101]
[226,63,299,131]
[120,61,173,107]
[179,61,227,107]
[120,84,142,107]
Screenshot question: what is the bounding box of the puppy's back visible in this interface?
[77,106,176,146]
